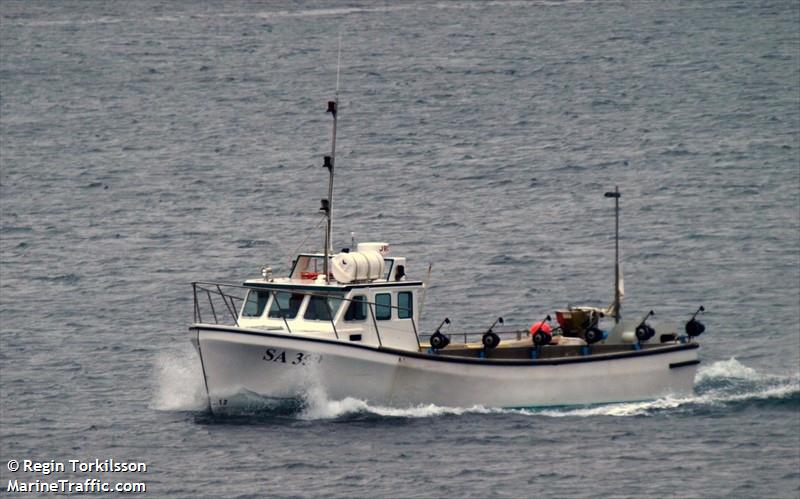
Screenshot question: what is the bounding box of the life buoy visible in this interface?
[300,271,320,280]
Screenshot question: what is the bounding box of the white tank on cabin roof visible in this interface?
[357,242,390,256]
[331,250,385,283]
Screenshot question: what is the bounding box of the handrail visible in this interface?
[216,284,240,327]
[419,329,530,344]
[205,289,218,324]
[191,282,243,327]
[192,283,202,323]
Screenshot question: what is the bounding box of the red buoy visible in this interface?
[530,321,552,335]
[530,320,553,346]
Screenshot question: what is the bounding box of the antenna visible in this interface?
[322,37,342,284]
[604,187,622,322]
[336,33,342,99]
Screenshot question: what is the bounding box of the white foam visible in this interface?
[297,370,500,420]
[300,394,499,420]
[150,348,208,412]
[300,395,368,420]
[531,395,693,418]
[695,357,763,383]
[298,378,363,420]
[366,404,498,418]
[712,382,799,403]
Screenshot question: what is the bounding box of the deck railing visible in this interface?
[419,329,530,345]
[192,282,245,327]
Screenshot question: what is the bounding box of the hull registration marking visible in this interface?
[262,348,322,366]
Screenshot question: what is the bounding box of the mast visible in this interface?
[322,100,337,283]
[604,187,621,322]
[321,38,341,284]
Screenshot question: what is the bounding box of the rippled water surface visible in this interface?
[2,1,799,497]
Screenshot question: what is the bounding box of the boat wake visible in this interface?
[152,355,798,420]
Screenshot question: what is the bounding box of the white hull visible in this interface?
[193,325,699,413]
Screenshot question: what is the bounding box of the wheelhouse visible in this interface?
[235,252,421,351]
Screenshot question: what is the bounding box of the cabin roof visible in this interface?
[245,251,414,292]
[242,279,423,292]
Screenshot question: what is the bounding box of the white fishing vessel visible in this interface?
[189,96,707,413]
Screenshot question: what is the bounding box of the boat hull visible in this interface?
[192,325,700,413]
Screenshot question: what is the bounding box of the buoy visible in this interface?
[530,321,553,346]
[530,321,552,335]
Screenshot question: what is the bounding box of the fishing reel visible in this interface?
[635,310,656,342]
[482,317,503,349]
[685,306,706,338]
[429,317,451,350]
[585,326,607,344]
[531,315,553,347]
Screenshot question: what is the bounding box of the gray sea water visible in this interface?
[1,1,799,497]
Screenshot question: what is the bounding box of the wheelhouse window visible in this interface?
[291,255,328,280]
[398,291,413,319]
[268,292,304,319]
[344,295,367,321]
[242,290,269,317]
[304,293,344,321]
[375,293,391,320]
